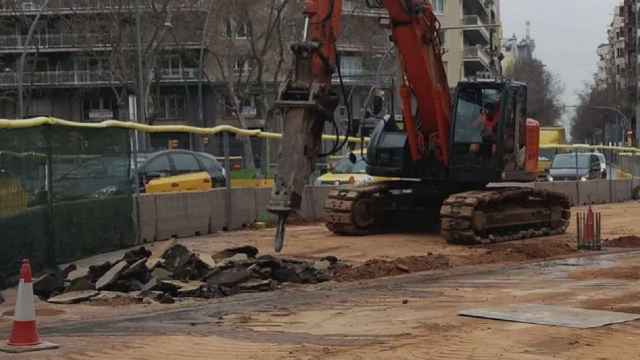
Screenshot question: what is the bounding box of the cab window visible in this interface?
[454,87,503,144]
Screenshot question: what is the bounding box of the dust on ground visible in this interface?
[333,255,451,282]
[88,296,145,307]
[604,235,640,248]
[570,265,640,281]
[333,238,577,282]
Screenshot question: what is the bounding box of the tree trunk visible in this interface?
[231,94,256,170]
[17,0,50,119]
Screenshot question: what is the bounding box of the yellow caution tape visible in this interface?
[0,117,368,144]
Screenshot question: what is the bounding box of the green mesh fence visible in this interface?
[0,126,134,276]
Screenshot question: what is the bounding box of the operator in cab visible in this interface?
[471,102,499,157]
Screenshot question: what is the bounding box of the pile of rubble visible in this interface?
[33,242,346,305]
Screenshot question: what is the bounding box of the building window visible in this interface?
[156,95,185,120]
[161,55,182,77]
[240,96,257,117]
[225,19,250,39]
[432,0,445,14]
[232,57,253,75]
[236,21,249,39]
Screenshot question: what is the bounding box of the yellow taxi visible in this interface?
[314,153,395,186]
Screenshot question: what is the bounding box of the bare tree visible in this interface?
[0,0,51,118]
[506,58,565,126]
[62,0,204,121]
[205,0,296,169]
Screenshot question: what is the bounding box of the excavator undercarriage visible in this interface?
[325,182,571,245]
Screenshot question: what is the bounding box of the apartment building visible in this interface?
[610,3,627,90]
[596,43,612,90]
[436,0,501,87]
[0,0,210,150]
[501,21,535,75]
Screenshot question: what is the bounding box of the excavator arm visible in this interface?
[268,0,451,251]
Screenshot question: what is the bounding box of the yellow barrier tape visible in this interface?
[540,143,640,154]
[0,117,368,144]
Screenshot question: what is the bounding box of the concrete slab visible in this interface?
[145,239,177,270]
[47,290,99,304]
[459,304,640,329]
[95,261,128,290]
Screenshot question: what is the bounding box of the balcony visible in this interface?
[463,0,492,18]
[462,15,491,45]
[0,68,203,87]
[0,0,207,15]
[463,45,490,75]
[342,0,386,17]
[0,33,203,53]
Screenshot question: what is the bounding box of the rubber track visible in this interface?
[324,184,389,235]
[440,187,571,245]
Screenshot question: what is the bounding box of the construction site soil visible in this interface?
[603,235,640,247]
[3,202,640,359]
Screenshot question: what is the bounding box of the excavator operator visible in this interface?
[470,102,498,157]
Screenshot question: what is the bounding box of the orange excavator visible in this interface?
[268,0,570,252]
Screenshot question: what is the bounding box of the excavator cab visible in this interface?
[449,80,536,184]
[366,80,537,184]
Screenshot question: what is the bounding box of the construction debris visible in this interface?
[41,243,346,305]
[48,290,100,305]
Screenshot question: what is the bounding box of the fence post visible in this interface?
[223,132,232,230]
[44,126,57,267]
[130,130,141,244]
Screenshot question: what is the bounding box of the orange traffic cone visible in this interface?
[0,259,59,353]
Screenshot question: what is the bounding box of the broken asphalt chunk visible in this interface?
[48,290,99,304]
[212,245,259,260]
[95,261,129,291]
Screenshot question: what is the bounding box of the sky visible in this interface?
[501,0,618,124]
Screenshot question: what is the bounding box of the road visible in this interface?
[3,251,640,359]
[2,202,640,359]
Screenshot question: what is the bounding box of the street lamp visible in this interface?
[565,105,632,145]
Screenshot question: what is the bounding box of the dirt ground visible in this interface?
[2,201,640,359]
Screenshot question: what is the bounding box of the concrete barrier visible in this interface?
[138,180,639,244]
[254,188,272,221]
[579,180,610,205]
[137,195,157,244]
[551,182,579,206]
[154,192,192,240]
[613,180,633,203]
[229,188,257,230]
[300,186,335,220]
[208,189,227,232]
[185,191,212,236]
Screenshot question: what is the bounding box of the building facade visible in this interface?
[436,0,502,86]
[501,22,535,75]
[0,0,212,150]
[0,0,500,152]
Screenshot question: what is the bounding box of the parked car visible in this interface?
[547,153,604,182]
[314,153,396,186]
[136,150,227,192]
[593,152,608,179]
